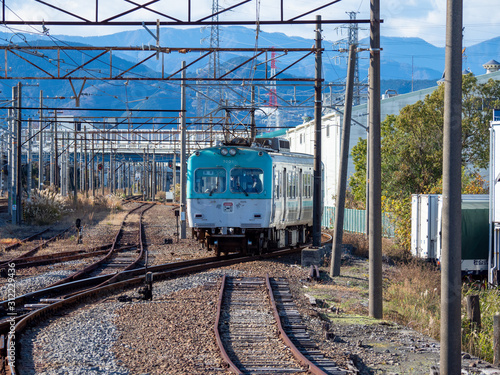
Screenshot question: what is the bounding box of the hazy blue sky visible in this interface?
[4,0,500,47]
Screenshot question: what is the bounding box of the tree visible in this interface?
[349,74,499,248]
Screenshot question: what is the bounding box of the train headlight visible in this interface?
[229,148,237,156]
[220,148,229,156]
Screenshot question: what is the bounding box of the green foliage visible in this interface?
[349,74,499,248]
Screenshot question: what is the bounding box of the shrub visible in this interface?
[23,188,69,225]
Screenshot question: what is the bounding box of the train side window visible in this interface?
[194,168,226,194]
[275,171,280,199]
[303,173,312,198]
[230,168,264,194]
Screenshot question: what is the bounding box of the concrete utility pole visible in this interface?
[84,127,88,197]
[368,0,383,319]
[74,122,78,205]
[251,86,256,142]
[7,108,12,215]
[312,15,323,247]
[180,61,187,239]
[13,84,22,224]
[102,130,105,196]
[91,133,95,197]
[152,149,156,201]
[38,91,44,190]
[440,0,463,373]
[330,44,356,277]
[27,118,32,199]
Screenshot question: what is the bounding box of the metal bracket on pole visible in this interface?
[142,19,160,59]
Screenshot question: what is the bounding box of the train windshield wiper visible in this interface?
[209,187,216,196]
[236,185,248,196]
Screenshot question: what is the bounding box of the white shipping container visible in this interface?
[411,194,439,259]
[490,117,500,284]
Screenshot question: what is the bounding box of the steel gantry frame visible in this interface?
[1,0,370,26]
[0,46,321,81]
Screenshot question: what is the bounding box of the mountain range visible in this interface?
[1,27,499,129]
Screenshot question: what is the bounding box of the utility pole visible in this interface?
[84,126,88,197]
[251,86,256,142]
[38,91,44,190]
[101,130,105,196]
[27,118,32,199]
[73,122,78,205]
[91,132,95,197]
[7,107,12,215]
[180,61,187,239]
[54,112,58,190]
[13,84,22,224]
[330,44,356,277]
[441,0,463,373]
[368,0,383,319]
[152,148,156,201]
[312,15,323,247]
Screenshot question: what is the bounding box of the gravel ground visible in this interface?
[0,268,78,300]
[9,202,500,375]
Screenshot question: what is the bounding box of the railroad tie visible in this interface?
[219,276,308,374]
[270,277,347,375]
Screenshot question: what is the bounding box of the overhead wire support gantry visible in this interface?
[0,45,323,82]
[1,0,372,27]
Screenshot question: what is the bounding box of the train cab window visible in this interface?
[230,168,263,194]
[194,168,226,195]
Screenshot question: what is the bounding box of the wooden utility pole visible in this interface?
[330,44,356,277]
[441,0,463,373]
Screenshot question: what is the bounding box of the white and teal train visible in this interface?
[187,138,322,255]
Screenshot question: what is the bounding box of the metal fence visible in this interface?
[322,207,395,237]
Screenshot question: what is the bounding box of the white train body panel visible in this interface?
[187,142,321,249]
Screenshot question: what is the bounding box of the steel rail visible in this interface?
[5,247,305,375]
[2,245,145,271]
[0,227,72,270]
[3,228,51,252]
[265,274,328,375]
[48,202,151,288]
[214,275,243,374]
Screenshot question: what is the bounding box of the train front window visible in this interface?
[194,168,226,195]
[230,168,264,194]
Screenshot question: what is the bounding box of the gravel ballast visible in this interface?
[10,202,500,375]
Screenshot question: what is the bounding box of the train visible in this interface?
[186,137,322,256]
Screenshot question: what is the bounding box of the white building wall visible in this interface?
[288,116,341,207]
[286,69,500,209]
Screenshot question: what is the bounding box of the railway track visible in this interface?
[2,218,334,375]
[216,276,308,374]
[216,275,347,375]
[3,245,309,375]
[0,227,71,264]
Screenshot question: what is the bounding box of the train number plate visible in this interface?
[223,202,233,213]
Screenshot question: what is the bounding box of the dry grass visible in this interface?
[342,232,410,262]
[384,259,441,338]
[22,190,123,226]
[0,238,21,246]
